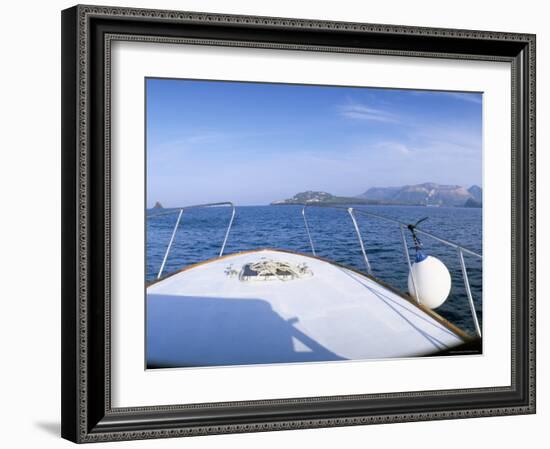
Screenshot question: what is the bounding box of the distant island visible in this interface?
[153,201,163,209]
[271,191,382,206]
[271,183,482,208]
[463,198,482,208]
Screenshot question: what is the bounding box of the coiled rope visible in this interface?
[228,258,313,282]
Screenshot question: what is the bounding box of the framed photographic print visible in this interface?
[61,4,536,443]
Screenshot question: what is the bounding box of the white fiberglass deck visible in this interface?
[146,249,465,368]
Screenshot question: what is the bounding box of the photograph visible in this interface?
[145,78,484,369]
[57,3,537,443]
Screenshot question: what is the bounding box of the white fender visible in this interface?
[408,255,451,309]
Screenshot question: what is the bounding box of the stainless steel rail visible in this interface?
[399,224,419,303]
[301,207,316,256]
[147,202,235,279]
[301,204,482,337]
[458,248,482,337]
[347,208,372,274]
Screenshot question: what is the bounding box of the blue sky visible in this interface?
[146,78,482,207]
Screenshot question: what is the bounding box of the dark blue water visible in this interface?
[146,205,482,336]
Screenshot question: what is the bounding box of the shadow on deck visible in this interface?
[146,294,346,368]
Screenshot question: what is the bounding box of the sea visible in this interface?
[146,205,482,336]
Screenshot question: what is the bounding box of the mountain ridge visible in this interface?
[272,183,482,207]
[358,182,481,207]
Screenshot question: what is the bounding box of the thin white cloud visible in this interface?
[376,141,412,156]
[409,125,482,155]
[186,132,227,144]
[155,130,275,149]
[408,90,482,105]
[442,92,483,104]
[339,103,400,123]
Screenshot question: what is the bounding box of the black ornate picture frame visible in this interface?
[61,4,536,443]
